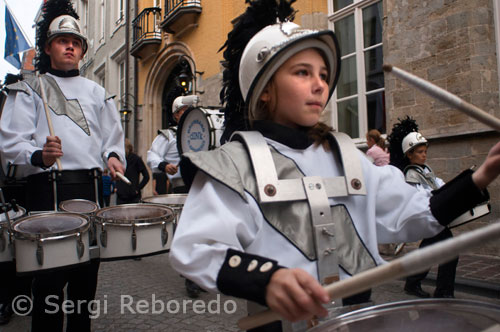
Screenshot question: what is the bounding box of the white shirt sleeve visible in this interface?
[100,97,126,165]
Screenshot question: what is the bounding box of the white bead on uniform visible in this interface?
[229,255,242,268]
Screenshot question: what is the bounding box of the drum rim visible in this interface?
[177,107,217,154]
[93,203,175,227]
[59,199,99,215]
[311,299,500,330]
[0,206,27,223]
[12,212,90,240]
[141,194,187,206]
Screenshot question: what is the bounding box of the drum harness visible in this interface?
[232,131,368,331]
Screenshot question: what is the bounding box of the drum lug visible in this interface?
[76,232,85,259]
[161,222,168,247]
[131,225,137,251]
[0,229,5,252]
[36,240,44,266]
[100,224,107,248]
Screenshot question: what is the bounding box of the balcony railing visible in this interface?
[160,0,202,33]
[131,7,162,58]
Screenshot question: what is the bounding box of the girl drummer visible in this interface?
[169,0,500,330]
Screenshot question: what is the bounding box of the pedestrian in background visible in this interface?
[102,169,116,206]
[116,139,150,204]
[366,129,390,166]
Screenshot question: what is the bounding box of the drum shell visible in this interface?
[94,204,174,261]
[308,299,500,332]
[141,194,186,218]
[13,213,90,274]
[0,206,26,263]
[59,199,99,245]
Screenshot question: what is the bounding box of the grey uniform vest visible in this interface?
[404,164,440,190]
[182,131,377,282]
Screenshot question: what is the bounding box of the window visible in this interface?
[119,61,126,109]
[116,0,125,25]
[99,0,105,43]
[154,0,162,8]
[329,0,385,139]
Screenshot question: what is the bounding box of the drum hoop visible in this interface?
[59,199,99,215]
[322,298,500,327]
[0,206,27,223]
[12,212,90,240]
[93,203,174,226]
[141,194,188,206]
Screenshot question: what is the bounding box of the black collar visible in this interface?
[48,68,80,77]
[252,121,314,149]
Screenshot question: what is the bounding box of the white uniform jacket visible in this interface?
[169,122,487,307]
[0,73,125,177]
[147,129,181,181]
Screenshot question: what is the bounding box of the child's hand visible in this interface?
[472,141,500,189]
[265,268,330,322]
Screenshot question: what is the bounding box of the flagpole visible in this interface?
[4,0,35,49]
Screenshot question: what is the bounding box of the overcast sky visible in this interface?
[0,0,43,82]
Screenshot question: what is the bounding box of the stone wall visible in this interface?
[384,0,500,255]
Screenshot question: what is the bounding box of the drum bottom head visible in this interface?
[310,299,500,332]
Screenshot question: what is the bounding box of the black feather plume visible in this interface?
[219,0,296,144]
[387,116,419,171]
[35,0,80,73]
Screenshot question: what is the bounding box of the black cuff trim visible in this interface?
[158,162,168,172]
[216,249,284,306]
[31,150,47,169]
[108,152,120,161]
[430,169,489,226]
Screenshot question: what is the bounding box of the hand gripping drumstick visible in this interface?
[383,64,500,132]
[238,220,500,330]
[37,74,63,170]
[116,171,132,185]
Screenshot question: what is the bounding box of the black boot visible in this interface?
[404,284,430,298]
[185,279,201,299]
[0,303,13,325]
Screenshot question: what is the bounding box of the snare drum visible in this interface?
[177,107,224,154]
[448,202,491,229]
[94,204,174,261]
[141,194,187,225]
[59,199,99,245]
[308,299,500,332]
[13,213,90,274]
[0,205,26,262]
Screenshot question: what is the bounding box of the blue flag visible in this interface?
[4,5,31,69]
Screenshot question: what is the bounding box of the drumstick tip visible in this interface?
[382,64,393,72]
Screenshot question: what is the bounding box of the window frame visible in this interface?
[328,0,385,142]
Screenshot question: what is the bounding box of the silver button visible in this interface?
[229,255,241,268]
[260,262,273,272]
[247,259,258,272]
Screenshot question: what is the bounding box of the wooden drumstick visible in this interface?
[383,64,500,132]
[116,171,132,185]
[238,220,500,330]
[37,74,63,170]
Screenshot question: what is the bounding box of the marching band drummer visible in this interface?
[169,0,500,331]
[0,1,125,331]
[147,95,199,194]
[147,94,205,298]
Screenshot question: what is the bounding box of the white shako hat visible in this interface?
[238,21,341,120]
[402,132,428,154]
[47,15,88,54]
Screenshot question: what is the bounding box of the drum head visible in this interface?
[13,213,89,238]
[142,194,187,206]
[177,107,213,154]
[94,204,174,225]
[59,199,99,215]
[310,299,500,332]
